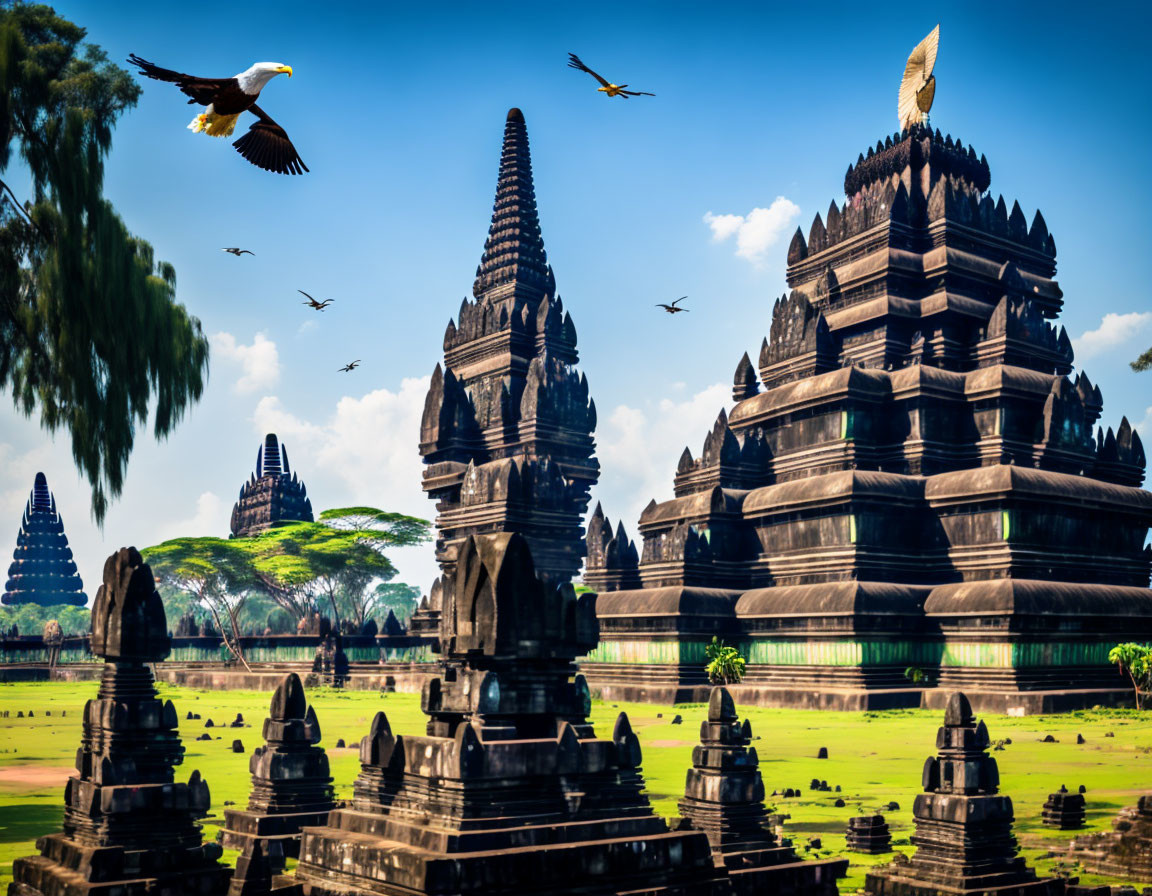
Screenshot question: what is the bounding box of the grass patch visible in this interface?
[1,682,1149,893]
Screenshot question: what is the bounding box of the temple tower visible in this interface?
[230,434,314,537]
[3,472,86,607]
[584,120,1152,711]
[419,108,598,590]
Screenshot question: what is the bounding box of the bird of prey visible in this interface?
[222,247,254,256]
[300,290,334,311]
[656,297,689,314]
[339,360,361,373]
[897,25,939,130]
[567,53,655,98]
[128,54,308,175]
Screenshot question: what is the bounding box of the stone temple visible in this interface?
[3,472,86,607]
[231,434,314,538]
[585,122,1152,712]
[418,108,598,595]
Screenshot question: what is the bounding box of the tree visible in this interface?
[1108,643,1151,710]
[353,581,421,630]
[1132,348,1152,373]
[704,636,746,685]
[0,4,209,522]
[144,537,258,670]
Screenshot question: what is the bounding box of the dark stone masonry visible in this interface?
[584,123,1152,713]
[846,814,892,854]
[8,547,230,896]
[1066,795,1152,883]
[230,434,314,538]
[3,473,86,607]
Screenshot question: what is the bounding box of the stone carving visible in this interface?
[230,434,314,538]
[863,693,1061,896]
[1041,787,1085,830]
[1066,795,1152,883]
[846,815,892,854]
[221,673,336,867]
[3,473,86,607]
[9,547,229,896]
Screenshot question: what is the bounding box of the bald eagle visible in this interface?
[128,55,308,175]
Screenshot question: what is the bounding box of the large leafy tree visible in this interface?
[1132,348,1152,373]
[0,4,209,521]
[144,537,258,670]
[1108,642,1151,710]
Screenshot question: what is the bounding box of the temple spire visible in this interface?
[472,108,553,304]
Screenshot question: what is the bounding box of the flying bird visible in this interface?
[128,54,308,175]
[339,360,361,373]
[656,297,689,314]
[300,290,334,311]
[222,247,254,256]
[567,53,655,98]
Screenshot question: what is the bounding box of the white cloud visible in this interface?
[297,319,318,336]
[591,381,731,541]
[704,196,801,264]
[155,491,227,542]
[1136,406,1152,437]
[1072,312,1152,361]
[212,331,281,394]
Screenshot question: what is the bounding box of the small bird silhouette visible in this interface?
[656,296,689,314]
[567,53,655,98]
[222,247,254,256]
[339,360,361,373]
[300,290,334,311]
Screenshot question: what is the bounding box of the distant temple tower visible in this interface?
[585,122,1152,711]
[230,434,314,538]
[3,472,86,607]
[419,108,598,587]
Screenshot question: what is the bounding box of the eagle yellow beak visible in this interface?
[277,65,293,77]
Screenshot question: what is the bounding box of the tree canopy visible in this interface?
[1131,348,1152,373]
[0,3,209,521]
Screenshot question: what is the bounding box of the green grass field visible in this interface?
[1,681,1150,893]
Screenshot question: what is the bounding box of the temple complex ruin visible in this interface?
[584,121,1152,712]
[231,434,314,537]
[3,473,86,607]
[9,547,230,896]
[1066,795,1152,883]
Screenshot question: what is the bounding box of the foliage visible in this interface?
[143,537,257,669]
[0,603,88,636]
[1131,347,1152,373]
[704,636,746,685]
[0,3,209,521]
[1108,642,1151,710]
[359,582,421,628]
[904,666,926,684]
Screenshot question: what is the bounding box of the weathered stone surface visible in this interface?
[221,673,335,868]
[230,434,314,538]
[1042,787,1085,830]
[8,547,229,896]
[3,473,86,607]
[863,692,1061,896]
[846,815,891,854]
[1066,795,1152,882]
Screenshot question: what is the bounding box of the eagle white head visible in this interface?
[236,62,293,96]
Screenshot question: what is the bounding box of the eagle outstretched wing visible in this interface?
[128,54,234,106]
[567,53,611,88]
[233,105,309,175]
[897,25,939,129]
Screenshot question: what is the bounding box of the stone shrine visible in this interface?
[418,108,598,595]
[584,119,1152,712]
[3,472,86,607]
[220,672,335,867]
[231,434,314,538]
[862,692,1061,896]
[676,686,845,894]
[9,547,230,896]
[1066,795,1152,883]
[1042,787,1086,830]
[846,815,892,854]
[293,532,726,896]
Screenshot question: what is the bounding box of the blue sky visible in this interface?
[2,0,1150,598]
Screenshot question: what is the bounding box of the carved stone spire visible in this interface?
[472,108,553,305]
[3,472,87,607]
[231,434,314,538]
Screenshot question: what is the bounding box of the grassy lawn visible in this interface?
[1,680,1150,893]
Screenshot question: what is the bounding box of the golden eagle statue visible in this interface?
[898,25,939,130]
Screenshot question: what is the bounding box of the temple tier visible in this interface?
[585,124,1152,713]
[231,434,314,537]
[3,473,86,607]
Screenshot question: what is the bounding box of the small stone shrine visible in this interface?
[221,672,335,866]
[863,692,1061,896]
[231,434,314,537]
[1066,795,1152,883]
[9,547,230,896]
[309,618,348,687]
[846,815,892,854]
[294,532,726,896]
[676,686,845,894]
[3,472,86,607]
[1042,787,1086,830]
